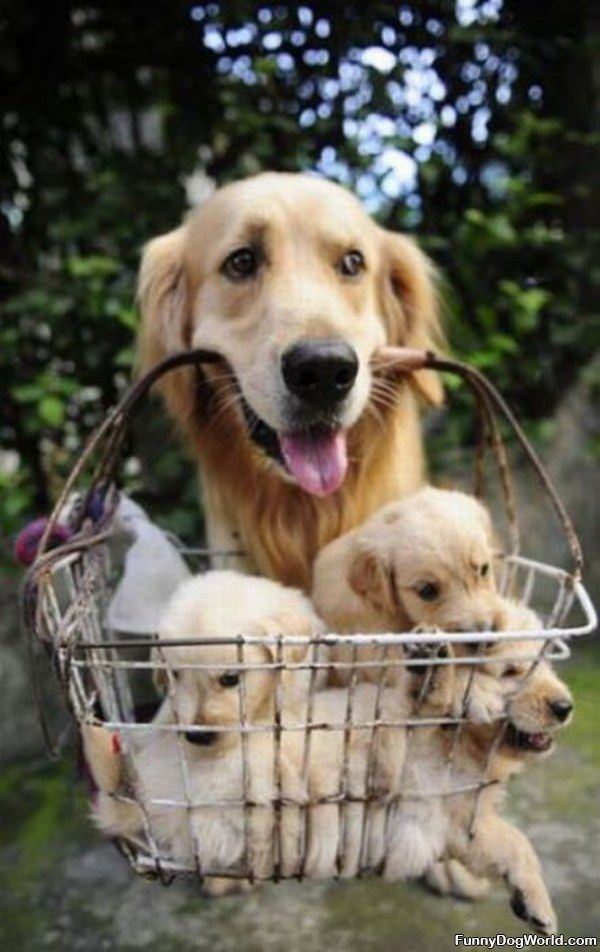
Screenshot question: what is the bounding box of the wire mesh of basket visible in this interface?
[20,346,597,885]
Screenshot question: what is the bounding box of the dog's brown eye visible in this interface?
[502,665,520,678]
[218,672,240,688]
[339,250,365,277]
[481,563,490,577]
[222,247,259,281]
[416,581,440,602]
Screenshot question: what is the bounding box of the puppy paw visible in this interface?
[510,887,557,936]
[423,861,452,896]
[462,676,505,724]
[407,638,454,714]
[424,859,490,901]
[407,625,448,652]
[202,876,254,897]
[445,859,490,900]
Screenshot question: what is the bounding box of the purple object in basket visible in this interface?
[14,517,73,567]
[84,489,105,522]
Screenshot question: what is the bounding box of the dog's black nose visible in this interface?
[548,698,572,722]
[281,340,359,408]
[185,729,216,746]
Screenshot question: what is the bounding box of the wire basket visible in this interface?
[21,347,597,887]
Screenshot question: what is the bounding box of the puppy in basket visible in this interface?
[380,601,573,935]
[85,570,447,884]
[312,485,511,722]
[85,571,324,887]
[312,485,499,644]
[300,644,455,879]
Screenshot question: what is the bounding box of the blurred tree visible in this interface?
[1,0,598,542]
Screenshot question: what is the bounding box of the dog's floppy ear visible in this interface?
[378,229,444,406]
[475,498,495,547]
[136,225,197,423]
[137,226,190,367]
[348,547,397,616]
[151,645,169,693]
[249,611,321,664]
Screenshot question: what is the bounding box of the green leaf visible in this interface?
[38,396,65,427]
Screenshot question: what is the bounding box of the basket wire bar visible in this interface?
[20,346,596,884]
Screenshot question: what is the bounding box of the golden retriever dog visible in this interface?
[312,486,504,712]
[382,612,573,936]
[137,172,443,588]
[86,571,324,882]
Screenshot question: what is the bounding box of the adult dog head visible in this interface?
[137,173,443,585]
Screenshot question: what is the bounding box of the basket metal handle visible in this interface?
[374,347,583,579]
[35,348,222,556]
[34,345,583,579]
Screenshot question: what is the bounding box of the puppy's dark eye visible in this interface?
[502,665,520,678]
[218,672,240,688]
[222,247,259,281]
[416,582,440,602]
[481,563,490,577]
[339,249,365,277]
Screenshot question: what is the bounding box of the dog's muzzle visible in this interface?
[233,338,360,497]
[505,723,554,753]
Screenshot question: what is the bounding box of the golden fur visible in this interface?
[86,571,325,882]
[312,486,505,710]
[417,626,573,935]
[137,172,444,588]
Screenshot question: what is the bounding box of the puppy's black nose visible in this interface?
[548,698,572,722]
[185,729,216,746]
[281,340,359,408]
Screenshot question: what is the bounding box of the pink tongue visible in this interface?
[279,429,348,497]
[530,733,549,749]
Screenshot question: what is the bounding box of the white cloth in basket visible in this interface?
[106,495,190,634]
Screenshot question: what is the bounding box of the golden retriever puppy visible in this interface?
[312,486,501,704]
[449,598,545,724]
[88,571,324,882]
[385,626,573,935]
[299,638,456,879]
[137,172,444,587]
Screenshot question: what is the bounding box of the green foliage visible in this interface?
[1,0,597,547]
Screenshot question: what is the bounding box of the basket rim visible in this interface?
[38,550,597,649]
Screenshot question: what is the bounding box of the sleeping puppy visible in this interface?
[312,487,502,712]
[384,611,572,935]
[86,571,324,883]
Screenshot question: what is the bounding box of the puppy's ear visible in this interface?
[472,497,498,553]
[80,724,124,794]
[348,548,397,616]
[151,646,169,693]
[250,611,321,664]
[378,229,444,406]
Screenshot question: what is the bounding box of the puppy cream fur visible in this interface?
[91,571,324,879]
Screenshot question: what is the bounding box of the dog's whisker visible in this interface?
[370,380,403,404]
[369,392,401,415]
[203,371,239,387]
[365,402,387,434]
[205,387,244,432]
